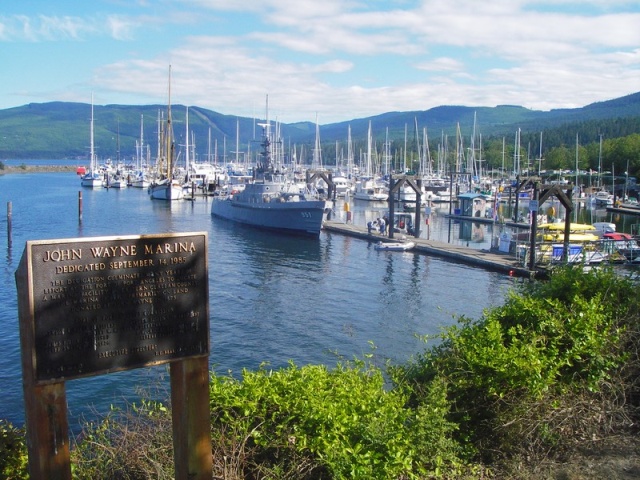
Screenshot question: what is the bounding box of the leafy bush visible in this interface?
[390,266,640,465]
[209,360,464,479]
[0,419,28,479]
[522,264,639,319]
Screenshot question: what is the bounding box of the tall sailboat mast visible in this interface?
[366,121,372,176]
[314,114,322,168]
[185,106,190,175]
[403,124,407,174]
[90,93,95,171]
[235,118,240,165]
[347,125,353,175]
[139,114,144,170]
[116,119,120,164]
[166,65,173,178]
[537,131,543,175]
[598,134,603,188]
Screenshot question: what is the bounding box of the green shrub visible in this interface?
[209,360,464,479]
[522,264,639,318]
[0,419,28,479]
[390,265,638,464]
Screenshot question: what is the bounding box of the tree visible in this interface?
[544,145,572,171]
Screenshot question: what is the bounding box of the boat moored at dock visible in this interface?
[148,66,185,201]
[80,96,105,188]
[211,116,327,237]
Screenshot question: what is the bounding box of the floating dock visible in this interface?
[322,220,540,279]
[607,205,640,217]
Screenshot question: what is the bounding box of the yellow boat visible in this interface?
[537,223,599,243]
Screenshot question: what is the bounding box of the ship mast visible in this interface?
[166,65,173,179]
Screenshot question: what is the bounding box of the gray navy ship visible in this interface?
[211,123,327,236]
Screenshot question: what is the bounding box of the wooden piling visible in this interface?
[7,201,12,248]
[78,191,82,223]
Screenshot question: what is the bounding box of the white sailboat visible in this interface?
[108,120,127,188]
[354,121,388,201]
[80,95,105,188]
[131,114,150,188]
[149,66,184,201]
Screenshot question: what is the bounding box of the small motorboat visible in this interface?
[374,241,415,252]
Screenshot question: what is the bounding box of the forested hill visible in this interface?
[0,92,639,160]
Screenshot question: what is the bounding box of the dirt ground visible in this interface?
[506,436,640,479]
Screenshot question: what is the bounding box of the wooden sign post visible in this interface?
[15,232,212,480]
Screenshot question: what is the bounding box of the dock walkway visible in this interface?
[322,220,539,279]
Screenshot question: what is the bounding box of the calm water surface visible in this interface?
[1,169,524,428]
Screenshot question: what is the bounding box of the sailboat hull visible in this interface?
[353,180,388,201]
[131,178,150,188]
[149,181,184,200]
[81,173,104,188]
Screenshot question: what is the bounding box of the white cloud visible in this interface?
[38,15,90,40]
[415,57,464,72]
[1,1,639,123]
[0,14,94,41]
[106,15,138,41]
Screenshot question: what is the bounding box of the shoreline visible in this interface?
[0,165,79,175]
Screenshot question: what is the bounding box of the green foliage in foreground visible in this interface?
[70,400,174,479]
[0,420,28,479]
[389,266,640,466]
[208,361,462,479]
[4,266,639,478]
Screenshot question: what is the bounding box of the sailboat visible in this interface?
[330,125,355,197]
[353,121,388,201]
[149,66,185,201]
[80,95,105,188]
[108,120,127,188]
[130,115,151,188]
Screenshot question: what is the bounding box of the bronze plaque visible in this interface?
[18,232,209,383]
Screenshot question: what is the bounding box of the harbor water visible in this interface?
[2,165,634,430]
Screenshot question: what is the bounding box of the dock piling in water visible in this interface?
[7,201,12,248]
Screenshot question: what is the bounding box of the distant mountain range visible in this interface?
[1,92,639,161]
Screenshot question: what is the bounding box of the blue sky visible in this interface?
[1,1,639,124]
